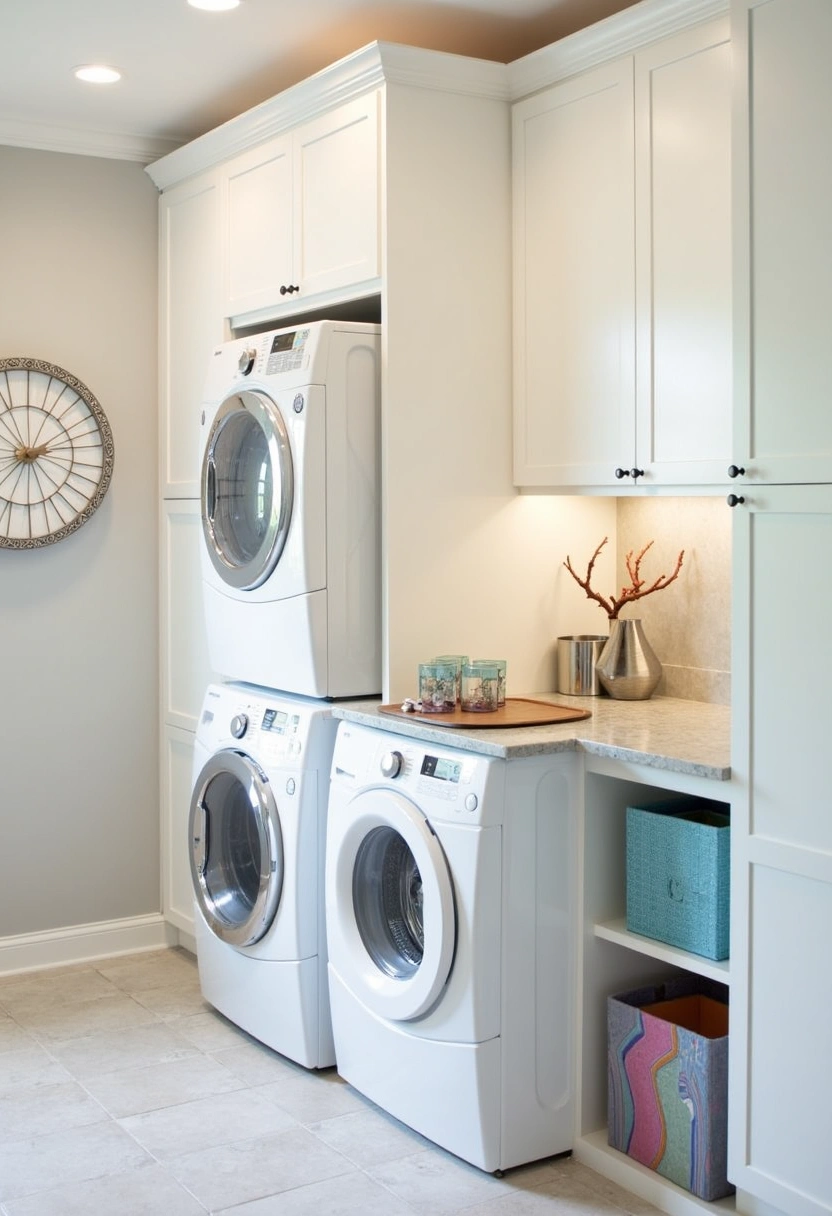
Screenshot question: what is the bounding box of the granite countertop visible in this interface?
[332,693,731,781]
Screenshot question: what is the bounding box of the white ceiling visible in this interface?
[0,0,639,159]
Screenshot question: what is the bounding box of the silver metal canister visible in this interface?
[556,634,608,696]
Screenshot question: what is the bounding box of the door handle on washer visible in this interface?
[205,459,217,522]
[193,803,208,876]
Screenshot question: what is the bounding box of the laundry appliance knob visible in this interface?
[237,348,256,375]
[230,713,249,739]
[379,750,404,779]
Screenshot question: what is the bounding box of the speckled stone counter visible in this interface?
[332,693,731,781]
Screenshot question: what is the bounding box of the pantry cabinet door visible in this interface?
[730,484,832,1216]
[224,134,294,319]
[293,92,381,300]
[159,171,224,497]
[513,59,635,488]
[161,724,198,940]
[160,500,214,734]
[634,19,733,486]
[732,0,832,484]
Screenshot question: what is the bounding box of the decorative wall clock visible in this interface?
[0,357,114,549]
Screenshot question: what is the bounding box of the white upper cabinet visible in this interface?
[634,20,733,486]
[732,0,832,484]
[513,59,635,488]
[222,92,381,323]
[513,17,732,489]
[158,169,225,498]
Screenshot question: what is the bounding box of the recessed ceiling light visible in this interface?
[74,64,122,84]
[188,0,241,10]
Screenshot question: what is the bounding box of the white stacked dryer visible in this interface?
[199,320,381,699]
[325,720,578,1171]
[189,682,338,1067]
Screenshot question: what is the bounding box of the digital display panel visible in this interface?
[270,332,296,354]
[261,708,289,734]
[420,754,461,783]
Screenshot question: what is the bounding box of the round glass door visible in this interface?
[329,788,456,1021]
[201,390,293,591]
[189,750,283,947]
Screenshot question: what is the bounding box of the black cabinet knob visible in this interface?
[614,467,631,479]
[728,464,746,478]
[279,284,300,296]
[727,493,745,507]
[630,468,644,480]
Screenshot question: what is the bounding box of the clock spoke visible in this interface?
[0,459,27,499]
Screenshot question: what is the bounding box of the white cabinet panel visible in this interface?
[635,21,732,484]
[730,484,832,1216]
[161,500,213,733]
[161,724,197,938]
[159,171,224,497]
[225,136,293,318]
[513,59,635,487]
[733,0,832,483]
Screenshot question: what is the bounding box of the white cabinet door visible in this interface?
[224,134,293,319]
[161,724,198,939]
[294,91,380,299]
[513,59,636,488]
[223,92,381,324]
[635,19,733,486]
[733,0,832,484]
[730,483,832,1216]
[159,171,225,497]
[160,499,213,733]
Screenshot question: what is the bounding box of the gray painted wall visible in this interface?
[0,146,159,937]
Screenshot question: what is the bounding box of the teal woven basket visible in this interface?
[626,799,730,961]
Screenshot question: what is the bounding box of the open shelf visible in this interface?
[593,918,730,985]
[575,1131,736,1216]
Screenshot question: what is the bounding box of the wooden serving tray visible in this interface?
[378,696,591,729]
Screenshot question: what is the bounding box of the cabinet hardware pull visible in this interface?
[728,464,746,478]
[630,468,644,480]
[727,493,745,507]
[614,467,631,479]
[279,284,300,295]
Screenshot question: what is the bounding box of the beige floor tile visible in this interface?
[171,1009,258,1052]
[81,1052,245,1118]
[258,1066,371,1124]
[96,949,198,995]
[0,1080,108,1142]
[15,992,160,1042]
[119,1086,299,1160]
[0,969,119,1017]
[214,1168,416,1215]
[131,981,209,1020]
[0,1017,36,1055]
[0,1046,73,1097]
[0,1120,152,1204]
[49,1021,199,1079]
[308,1105,432,1168]
[208,1039,306,1085]
[166,1126,356,1211]
[0,1162,206,1216]
[367,1147,513,1214]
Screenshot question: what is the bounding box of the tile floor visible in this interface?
[0,948,662,1216]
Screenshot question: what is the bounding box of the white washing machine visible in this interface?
[189,682,338,1067]
[325,720,578,1171]
[199,320,381,699]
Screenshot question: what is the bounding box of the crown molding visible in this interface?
[508,0,729,99]
[0,118,180,164]
[146,41,509,190]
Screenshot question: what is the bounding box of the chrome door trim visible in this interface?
[201,389,294,591]
[188,749,284,947]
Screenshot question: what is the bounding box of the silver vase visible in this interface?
[595,618,662,700]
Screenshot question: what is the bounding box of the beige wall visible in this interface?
[615,496,732,703]
[0,146,160,938]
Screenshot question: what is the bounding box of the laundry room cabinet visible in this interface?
[512,16,732,490]
[222,92,381,324]
[730,0,832,486]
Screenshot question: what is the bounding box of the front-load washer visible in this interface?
[199,320,380,699]
[189,682,338,1067]
[325,720,578,1171]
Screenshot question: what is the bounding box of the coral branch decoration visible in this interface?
[564,537,684,620]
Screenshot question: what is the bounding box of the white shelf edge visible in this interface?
[575,1130,736,1216]
[593,918,731,985]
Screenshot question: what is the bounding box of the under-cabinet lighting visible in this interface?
[188,0,241,10]
[74,64,121,84]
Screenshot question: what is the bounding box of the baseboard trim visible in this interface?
[0,914,180,977]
